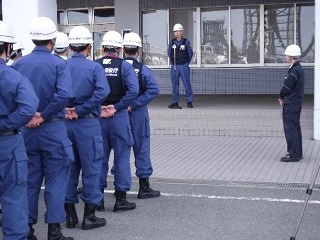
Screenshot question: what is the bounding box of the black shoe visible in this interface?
[28,224,38,240]
[168,103,182,109]
[48,223,74,240]
[280,154,300,162]
[187,102,193,108]
[81,203,106,230]
[138,178,161,199]
[64,203,78,228]
[76,187,83,195]
[113,190,136,212]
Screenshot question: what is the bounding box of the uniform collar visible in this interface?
[174,37,184,42]
[289,61,300,69]
[33,46,52,53]
[0,58,6,65]
[105,53,118,58]
[125,56,137,60]
[72,53,86,58]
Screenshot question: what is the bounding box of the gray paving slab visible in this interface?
[136,94,319,186]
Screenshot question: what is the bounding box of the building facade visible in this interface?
[1,0,315,95]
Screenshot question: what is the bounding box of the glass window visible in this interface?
[57,10,65,25]
[296,4,315,63]
[142,10,168,66]
[201,7,229,65]
[231,6,260,64]
[264,5,294,63]
[93,32,106,60]
[169,8,197,65]
[94,8,115,23]
[67,9,89,24]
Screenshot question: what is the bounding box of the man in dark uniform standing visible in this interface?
[0,20,39,240]
[64,26,109,230]
[13,17,75,240]
[123,32,161,199]
[278,44,304,162]
[95,31,138,212]
[167,23,194,109]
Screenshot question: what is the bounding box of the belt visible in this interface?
[80,113,98,119]
[0,129,20,136]
[47,117,63,122]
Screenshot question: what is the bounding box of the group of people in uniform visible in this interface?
[0,16,160,240]
[0,14,305,240]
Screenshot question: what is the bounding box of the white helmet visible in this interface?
[173,23,184,32]
[29,17,58,40]
[13,38,24,51]
[123,32,142,48]
[102,31,123,48]
[0,20,15,44]
[54,32,69,49]
[284,44,301,57]
[69,26,93,46]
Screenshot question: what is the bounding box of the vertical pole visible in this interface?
[314,1,320,139]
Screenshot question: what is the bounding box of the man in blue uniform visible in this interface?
[95,31,138,212]
[278,44,304,162]
[0,20,39,240]
[64,26,110,230]
[54,32,69,60]
[167,23,194,109]
[123,32,161,199]
[12,17,74,240]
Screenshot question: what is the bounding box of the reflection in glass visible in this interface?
[94,8,115,23]
[142,10,168,66]
[57,11,65,25]
[264,5,294,63]
[201,8,229,64]
[231,7,260,64]
[67,9,89,24]
[93,32,106,60]
[297,4,315,63]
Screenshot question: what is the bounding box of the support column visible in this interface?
[314,1,320,140]
[2,0,57,54]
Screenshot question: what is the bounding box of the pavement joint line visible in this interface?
[102,189,320,205]
[106,177,320,190]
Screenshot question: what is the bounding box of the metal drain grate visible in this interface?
[107,176,320,190]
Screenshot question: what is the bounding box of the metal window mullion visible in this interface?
[197,7,201,68]
[260,4,264,66]
[167,9,170,68]
[228,6,231,66]
[294,3,297,44]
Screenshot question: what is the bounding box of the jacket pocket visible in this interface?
[15,150,28,184]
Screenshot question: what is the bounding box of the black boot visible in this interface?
[47,223,74,240]
[27,224,38,240]
[64,203,78,228]
[113,190,136,212]
[138,178,161,199]
[96,189,105,212]
[81,203,106,230]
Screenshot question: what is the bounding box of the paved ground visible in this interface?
[1,94,319,240]
[138,94,320,186]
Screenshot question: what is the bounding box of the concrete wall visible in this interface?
[2,0,57,54]
[115,0,140,35]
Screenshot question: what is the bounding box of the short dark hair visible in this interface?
[32,39,51,46]
[10,49,22,60]
[0,43,11,56]
[69,44,88,53]
[124,47,138,55]
[103,47,120,53]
